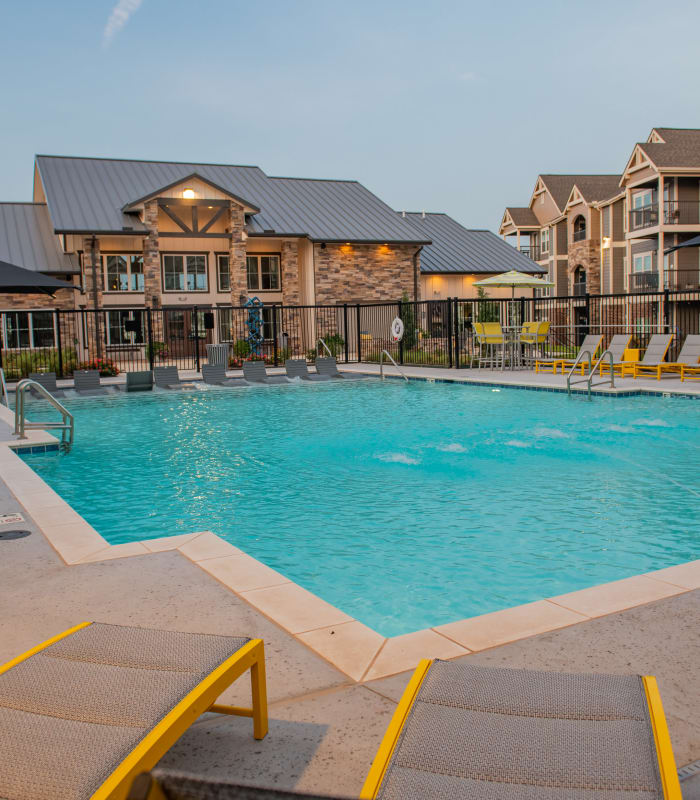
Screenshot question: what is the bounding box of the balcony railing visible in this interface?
[628,271,659,292]
[572,228,587,242]
[664,269,700,290]
[629,205,658,231]
[663,201,700,225]
[518,246,544,261]
[572,281,587,296]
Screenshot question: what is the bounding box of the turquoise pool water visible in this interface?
[19,380,700,637]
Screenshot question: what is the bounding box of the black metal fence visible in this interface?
[2,290,699,379]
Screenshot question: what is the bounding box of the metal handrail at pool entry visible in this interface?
[14,378,74,448]
[379,350,408,381]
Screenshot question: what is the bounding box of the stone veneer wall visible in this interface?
[0,288,75,311]
[142,201,161,307]
[228,200,248,305]
[313,243,418,305]
[82,236,103,309]
[568,240,601,295]
[281,241,301,306]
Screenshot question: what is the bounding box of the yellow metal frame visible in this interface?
[0,623,268,800]
[360,658,432,799]
[642,676,682,799]
[681,364,700,381]
[359,664,681,800]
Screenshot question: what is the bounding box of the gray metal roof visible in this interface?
[35,156,430,244]
[402,213,546,274]
[0,203,80,274]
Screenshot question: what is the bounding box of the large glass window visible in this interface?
[2,312,56,349]
[217,255,230,292]
[246,255,280,291]
[106,311,144,346]
[162,254,208,291]
[218,307,233,342]
[104,255,144,292]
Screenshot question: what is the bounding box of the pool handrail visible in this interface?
[317,338,333,357]
[379,350,408,382]
[588,349,616,393]
[0,368,8,407]
[14,378,74,448]
[566,349,592,395]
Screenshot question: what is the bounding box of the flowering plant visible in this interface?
[75,358,120,377]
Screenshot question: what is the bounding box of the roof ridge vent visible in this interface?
[421,210,426,219]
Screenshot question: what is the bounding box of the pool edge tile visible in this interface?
[140,532,201,553]
[198,552,292,593]
[644,560,700,591]
[298,621,386,682]
[548,574,688,618]
[363,629,470,682]
[432,599,589,652]
[177,531,245,561]
[75,541,151,563]
[239,582,354,635]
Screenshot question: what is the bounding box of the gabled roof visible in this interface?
[34,156,430,244]
[0,203,80,274]
[537,175,581,212]
[505,207,539,227]
[637,128,700,168]
[569,175,621,204]
[402,213,546,274]
[121,172,260,213]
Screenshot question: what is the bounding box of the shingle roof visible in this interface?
[505,207,539,226]
[0,203,79,274]
[35,156,430,244]
[570,175,621,204]
[638,129,700,168]
[538,175,581,211]
[403,213,545,274]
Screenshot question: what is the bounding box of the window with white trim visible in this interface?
[540,228,550,252]
[103,255,144,292]
[2,311,56,349]
[217,255,230,292]
[106,310,144,346]
[246,255,280,291]
[162,254,208,291]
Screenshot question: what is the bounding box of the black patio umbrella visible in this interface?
[0,259,77,295]
[664,234,700,254]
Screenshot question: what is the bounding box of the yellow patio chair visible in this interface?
[472,321,504,369]
[0,622,268,800]
[520,320,551,367]
[361,659,681,800]
[635,334,699,380]
[593,333,634,375]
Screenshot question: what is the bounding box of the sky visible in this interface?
[2,0,700,232]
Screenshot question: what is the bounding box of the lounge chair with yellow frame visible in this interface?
[634,334,700,380]
[535,333,602,374]
[0,622,268,800]
[607,333,673,379]
[472,321,505,369]
[359,659,681,800]
[519,320,551,367]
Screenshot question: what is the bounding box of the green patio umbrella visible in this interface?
[473,270,554,297]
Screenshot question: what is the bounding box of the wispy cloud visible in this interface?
[103,0,144,47]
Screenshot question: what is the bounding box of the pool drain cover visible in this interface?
[0,529,31,540]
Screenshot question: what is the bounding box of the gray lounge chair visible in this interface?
[153,366,196,390]
[73,369,109,396]
[201,364,249,387]
[285,359,331,382]
[242,361,291,385]
[28,372,65,398]
[315,356,369,380]
[125,370,153,392]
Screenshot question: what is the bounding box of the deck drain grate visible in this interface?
[0,529,31,541]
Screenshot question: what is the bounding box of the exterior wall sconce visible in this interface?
[182,188,195,199]
[602,237,611,249]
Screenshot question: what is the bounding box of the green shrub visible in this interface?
[318,333,344,357]
[232,339,251,357]
[3,348,77,380]
[146,341,169,362]
[399,292,419,349]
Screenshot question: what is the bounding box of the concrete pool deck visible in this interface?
[1,372,699,794]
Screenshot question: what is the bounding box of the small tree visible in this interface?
[476,286,500,323]
[399,292,419,349]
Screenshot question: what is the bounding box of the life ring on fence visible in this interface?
[391,317,405,342]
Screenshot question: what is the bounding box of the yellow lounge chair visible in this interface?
[0,622,268,800]
[535,333,602,374]
[622,334,674,379]
[635,334,700,380]
[361,659,681,800]
[592,333,634,375]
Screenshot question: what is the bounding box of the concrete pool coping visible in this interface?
[2,380,699,682]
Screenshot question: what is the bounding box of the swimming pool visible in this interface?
[19,380,700,637]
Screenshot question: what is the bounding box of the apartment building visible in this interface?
[499,128,700,296]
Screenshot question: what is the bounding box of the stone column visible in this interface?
[142,200,161,308]
[81,236,104,359]
[228,200,248,306]
[281,240,301,306]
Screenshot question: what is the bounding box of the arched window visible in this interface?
[573,215,587,242]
